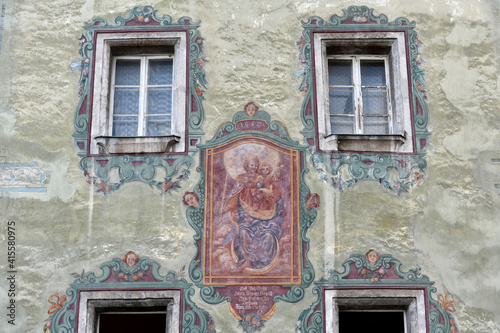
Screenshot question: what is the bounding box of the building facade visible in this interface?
[0,0,499,332]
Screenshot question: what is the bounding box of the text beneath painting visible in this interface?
[233,286,272,310]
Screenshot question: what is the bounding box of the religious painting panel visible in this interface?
[186,105,319,331]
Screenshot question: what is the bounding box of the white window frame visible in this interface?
[314,32,413,153]
[324,289,427,333]
[77,289,181,333]
[90,31,187,155]
[109,55,174,137]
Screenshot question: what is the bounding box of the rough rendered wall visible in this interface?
[0,0,499,332]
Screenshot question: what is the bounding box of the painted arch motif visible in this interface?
[296,250,459,333]
[42,252,216,333]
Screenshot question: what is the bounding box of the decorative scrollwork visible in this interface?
[298,7,429,195]
[298,250,459,333]
[72,6,207,195]
[42,253,215,333]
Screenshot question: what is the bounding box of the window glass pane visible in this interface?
[328,60,352,85]
[362,87,387,115]
[112,116,138,136]
[113,88,140,115]
[148,59,173,85]
[329,87,354,115]
[146,115,172,136]
[330,116,355,134]
[115,60,141,85]
[361,60,386,86]
[147,87,173,115]
[363,116,389,134]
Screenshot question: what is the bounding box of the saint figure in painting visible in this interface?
[225,155,285,272]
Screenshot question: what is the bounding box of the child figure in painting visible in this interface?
[253,162,282,211]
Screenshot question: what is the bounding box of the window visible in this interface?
[89,31,187,155]
[110,55,174,138]
[77,290,181,333]
[314,32,414,153]
[328,57,392,135]
[324,289,427,333]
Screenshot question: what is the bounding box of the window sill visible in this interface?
[95,136,180,154]
[323,133,406,152]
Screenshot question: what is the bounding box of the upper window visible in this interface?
[89,31,187,155]
[110,54,174,137]
[328,57,391,135]
[314,32,413,153]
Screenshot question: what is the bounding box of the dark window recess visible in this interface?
[99,312,166,333]
[339,311,405,333]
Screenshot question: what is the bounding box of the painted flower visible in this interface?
[144,17,150,23]
[378,267,385,275]
[251,317,258,325]
[196,39,202,44]
[118,272,124,278]
[195,86,203,96]
[137,272,143,278]
[137,15,144,22]
[414,38,420,45]
[84,58,90,64]
[82,67,89,77]
[132,275,138,281]
[208,324,215,330]
[370,277,378,282]
[162,181,175,192]
[306,193,320,209]
[360,269,366,275]
[198,58,205,66]
[415,54,422,63]
[246,315,251,322]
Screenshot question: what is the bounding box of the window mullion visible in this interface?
[138,57,147,136]
[352,58,363,134]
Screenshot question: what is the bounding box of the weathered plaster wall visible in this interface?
[0,0,499,332]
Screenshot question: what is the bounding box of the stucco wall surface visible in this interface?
[0,0,499,332]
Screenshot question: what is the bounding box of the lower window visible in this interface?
[77,290,181,333]
[339,311,405,333]
[324,289,427,333]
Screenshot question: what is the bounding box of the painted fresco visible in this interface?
[203,138,300,285]
[187,105,318,331]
